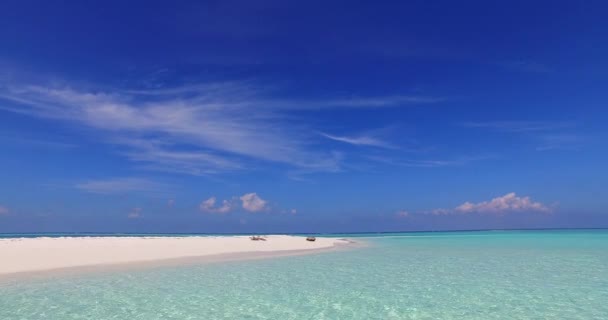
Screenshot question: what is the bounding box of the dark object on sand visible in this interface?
[306,237,316,242]
[250,235,267,241]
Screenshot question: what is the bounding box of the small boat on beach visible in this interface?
[306,237,316,242]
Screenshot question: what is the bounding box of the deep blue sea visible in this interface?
[1,230,607,319]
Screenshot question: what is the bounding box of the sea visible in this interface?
[1,229,607,319]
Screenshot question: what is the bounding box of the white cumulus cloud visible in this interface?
[396,210,410,218]
[200,196,233,213]
[455,192,551,214]
[240,193,268,212]
[418,193,552,216]
[199,193,290,214]
[128,207,142,219]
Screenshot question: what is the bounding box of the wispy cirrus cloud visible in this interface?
[462,121,582,151]
[497,60,553,73]
[0,80,440,175]
[535,133,583,151]
[320,132,396,149]
[115,137,243,175]
[307,95,444,109]
[0,135,77,149]
[0,83,333,174]
[76,177,169,194]
[423,193,552,216]
[461,121,573,133]
[366,154,494,168]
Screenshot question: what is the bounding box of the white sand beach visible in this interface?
[0,235,348,276]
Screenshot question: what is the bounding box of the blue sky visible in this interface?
[1,0,607,233]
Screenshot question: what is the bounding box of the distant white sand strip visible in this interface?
[0,235,349,276]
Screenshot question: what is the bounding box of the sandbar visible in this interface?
[0,235,349,277]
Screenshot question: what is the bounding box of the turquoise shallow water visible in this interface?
[1,230,608,319]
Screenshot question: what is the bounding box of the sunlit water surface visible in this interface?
[1,230,607,319]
